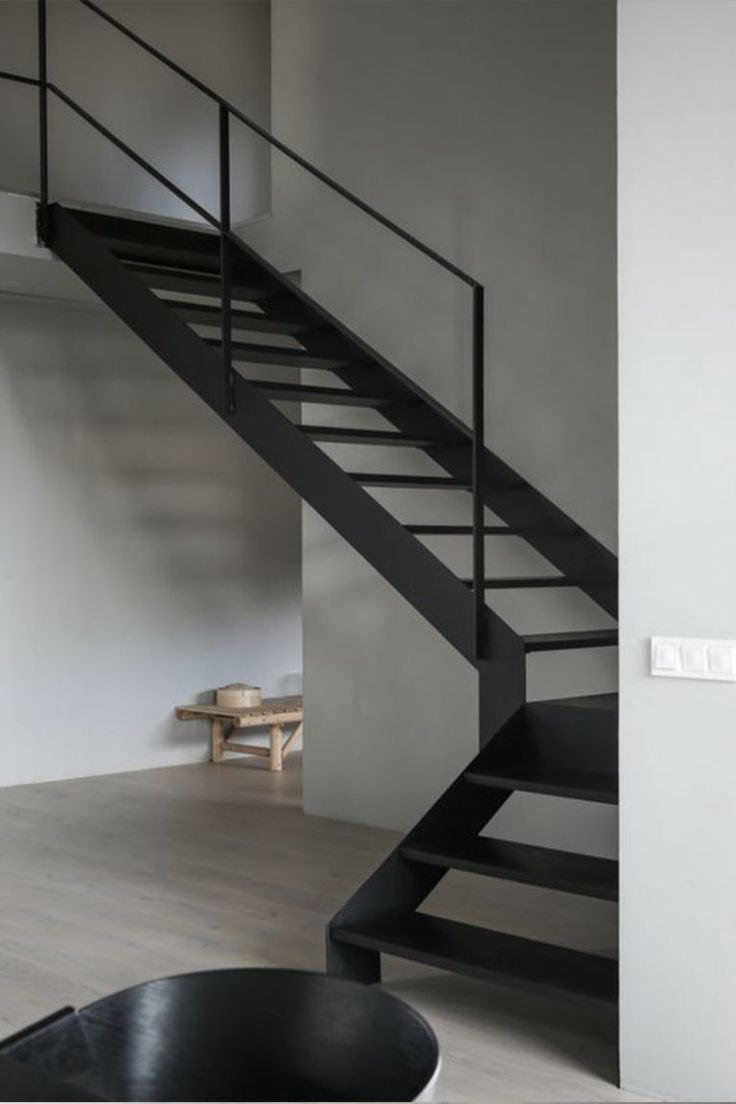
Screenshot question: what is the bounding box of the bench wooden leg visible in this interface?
[211,718,225,763]
[281,721,303,761]
[269,724,283,772]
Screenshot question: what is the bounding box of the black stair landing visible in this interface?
[401,837,618,901]
[331,914,618,1004]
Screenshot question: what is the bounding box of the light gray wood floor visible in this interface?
[0,756,650,1102]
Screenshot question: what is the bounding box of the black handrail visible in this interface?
[218,104,234,412]
[0,1,489,662]
[37,0,49,240]
[0,68,39,87]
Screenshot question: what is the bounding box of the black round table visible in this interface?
[0,969,440,1102]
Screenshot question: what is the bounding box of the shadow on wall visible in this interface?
[1,298,299,589]
[0,293,302,780]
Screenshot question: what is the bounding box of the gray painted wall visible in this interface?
[0,198,302,788]
[249,1,617,850]
[619,2,736,1098]
[0,0,271,223]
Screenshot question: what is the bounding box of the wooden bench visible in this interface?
[175,696,304,772]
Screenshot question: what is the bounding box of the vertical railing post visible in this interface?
[219,104,233,412]
[37,0,49,242]
[472,284,486,660]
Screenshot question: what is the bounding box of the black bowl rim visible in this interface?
[80,966,441,1086]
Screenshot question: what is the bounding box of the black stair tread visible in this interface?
[122,259,267,298]
[124,260,269,301]
[523,629,619,652]
[205,337,359,371]
[540,692,618,711]
[462,575,616,590]
[464,764,618,804]
[331,913,617,1003]
[250,381,410,407]
[111,241,221,271]
[400,836,618,900]
[302,426,455,448]
[70,208,219,262]
[412,525,516,536]
[71,213,222,271]
[160,299,308,335]
[350,473,471,489]
[405,523,580,536]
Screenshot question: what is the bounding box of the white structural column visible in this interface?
[618,2,736,1099]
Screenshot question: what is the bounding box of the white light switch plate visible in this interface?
[651,636,736,681]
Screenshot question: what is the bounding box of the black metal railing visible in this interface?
[0,0,488,660]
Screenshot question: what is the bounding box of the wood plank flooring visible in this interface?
[0,757,651,1102]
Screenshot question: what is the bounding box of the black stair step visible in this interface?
[464,764,618,804]
[71,209,222,271]
[302,426,453,448]
[331,914,617,1003]
[123,260,269,301]
[249,381,410,407]
[411,524,514,536]
[111,241,220,271]
[546,692,618,710]
[401,837,618,901]
[161,299,308,336]
[206,338,357,371]
[462,575,616,590]
[350,473,471,489]
[405,523,580,537]
[523,629,619,652]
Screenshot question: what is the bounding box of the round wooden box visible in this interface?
[216,683,262,709]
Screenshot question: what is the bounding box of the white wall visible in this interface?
[0,0,271,224]
[619,2,736,1099]
[0,199,302,788]
[249,1,618,844]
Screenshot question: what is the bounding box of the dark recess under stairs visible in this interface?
[25,0,619,1008]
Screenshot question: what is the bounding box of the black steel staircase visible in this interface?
[1,0,619,1008]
